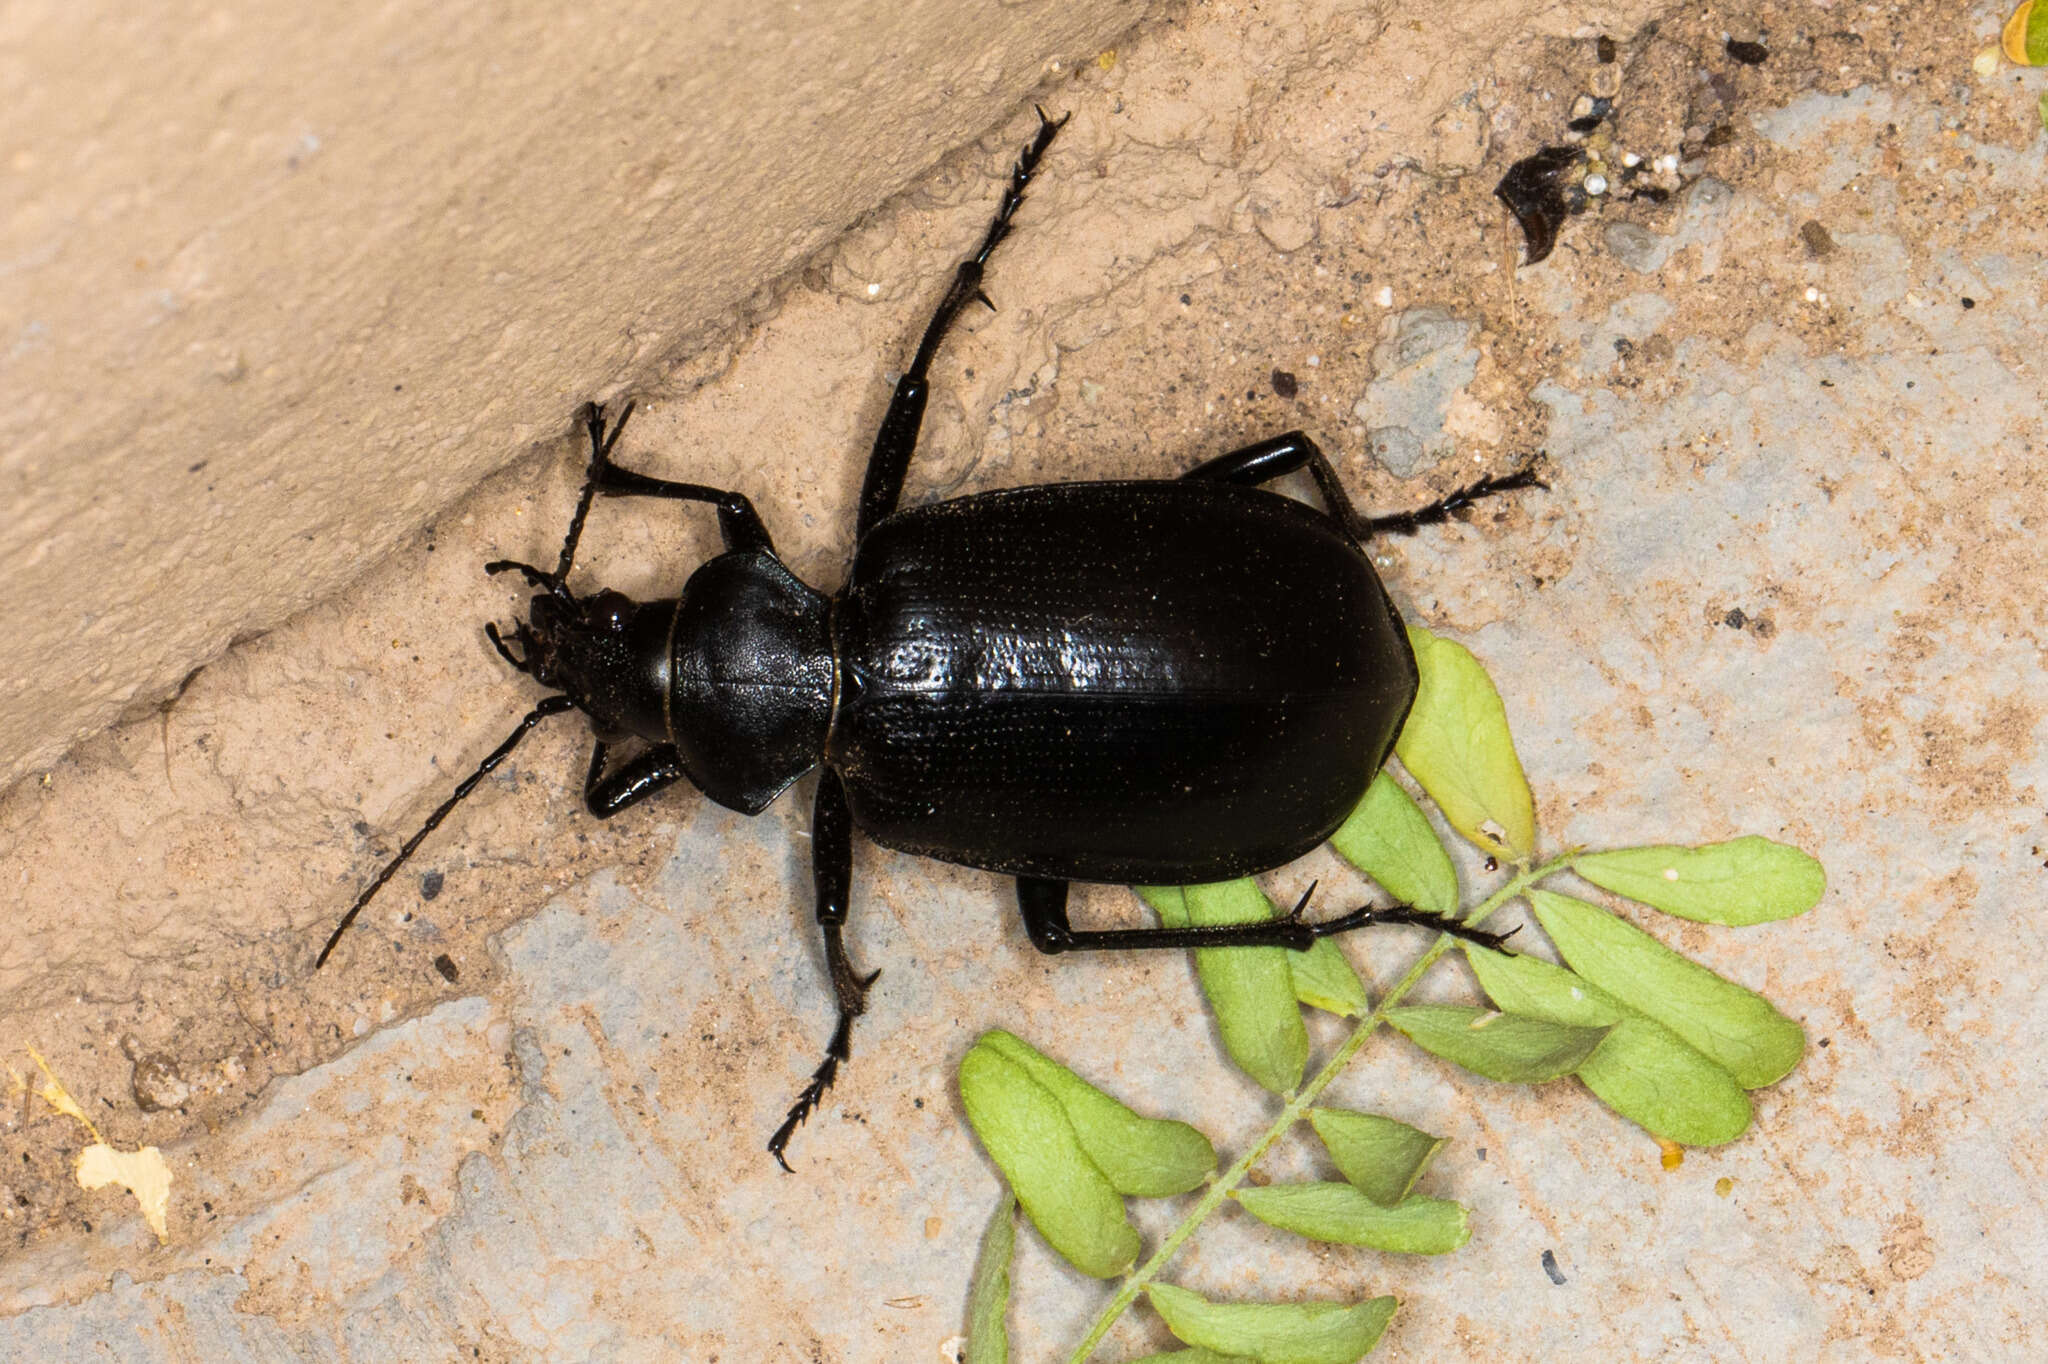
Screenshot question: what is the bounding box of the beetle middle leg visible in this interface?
[857,108,1068,538]
[1181,431,1544,544]
[766,770,880,1170]
[1017,878,1511,954]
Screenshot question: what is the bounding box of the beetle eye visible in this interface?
[592,591,633,632]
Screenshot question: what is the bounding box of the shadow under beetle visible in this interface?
[318,110,1540,1168]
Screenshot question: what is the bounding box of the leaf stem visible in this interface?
[1062,855,1568,1363]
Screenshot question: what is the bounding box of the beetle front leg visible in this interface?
[583,740,689,817]
[1018,878,1512,953]
[767,770,879,1171]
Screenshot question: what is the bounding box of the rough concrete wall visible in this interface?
[0,0,1145,791]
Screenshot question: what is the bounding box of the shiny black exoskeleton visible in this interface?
[318,111,1541,1167]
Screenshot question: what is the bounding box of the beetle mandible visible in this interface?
[318,110,1541,1168]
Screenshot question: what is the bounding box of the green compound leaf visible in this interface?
[964,1194,1015,1364]
[1527,890,1805,1088]
[1393,627,1535,859]
[1574,837,1825,925]
[1147,1283,1399,1364]
[1305,1108,1443,1206]
[1385,1005,1611,1084]
[1463,943,1753,1146]
[1237,1183,1470,1255]
[1123,1350,1254,1364]
[978,1031,1214,1197]
[1139,883,1310,1092]
[957,1040,1138,1278]
[1329,772,1458,916]
[2031,0,2048,65]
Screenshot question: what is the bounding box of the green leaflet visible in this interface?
[1237,1182,1470,1255]
[1147,1283,1399,1364]
[1574,837,1825,925]
[963,1194,1015,1364]
[1393,627,1535,858]
[1575,1012,1753,1147]
[1527,890,1805,1088]
[978,1030,1214,1197]
[1462,943,1755,1145]
[1458,944,1622,1028]
[956,1041,1138,1279]
[1139,883,1309,1092]
[1305,1108,1443,1206]
[1328,773,1458,916]
[1385,1005,1611,1083]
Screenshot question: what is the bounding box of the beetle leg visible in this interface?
[582,740,689,817]
[1358,462,1548,540]
[586,465,775,557]
[1017,877,1514,953]
[1179,432,1322,487]
[857,108,1067,538]
[553,399,777,556]
[1181,431,1379,544]
[768,770,880,1170]
[1019,876,1319,951]
[1284,892,1519,952]
[1182,433,1545,547]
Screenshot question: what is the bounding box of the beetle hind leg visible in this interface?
[1181,432,1545,546]
[1359,462,1548,539]
[1017,877,1514,953]
[1286,890,1517,952]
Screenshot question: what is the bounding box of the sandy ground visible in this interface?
[4,0,2047,1359]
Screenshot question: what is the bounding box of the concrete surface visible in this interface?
[5,0,2048,1359]
[0,0,1144,792]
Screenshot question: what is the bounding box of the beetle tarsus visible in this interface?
[1307,902,1516,952]
[484,559,562,593]
[1361,459,1549,539]
[767,969,875,1171]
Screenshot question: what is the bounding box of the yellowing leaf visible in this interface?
[29,1049,173,1244]
[2003,0,2048,64]
[76,1143,173,1243]
[1394,628,1535,858]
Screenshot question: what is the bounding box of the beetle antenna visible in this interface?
[315,694,578,969]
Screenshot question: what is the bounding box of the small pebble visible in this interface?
[1798,220,1835,257]
[1585,173,1609,196]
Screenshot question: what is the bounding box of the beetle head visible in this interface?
[489,579,671,745]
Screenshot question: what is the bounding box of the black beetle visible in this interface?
[319,110,1539,1167]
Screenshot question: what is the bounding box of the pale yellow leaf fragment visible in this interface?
[76,1144,173,1243]
[25,1046,173,1242]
